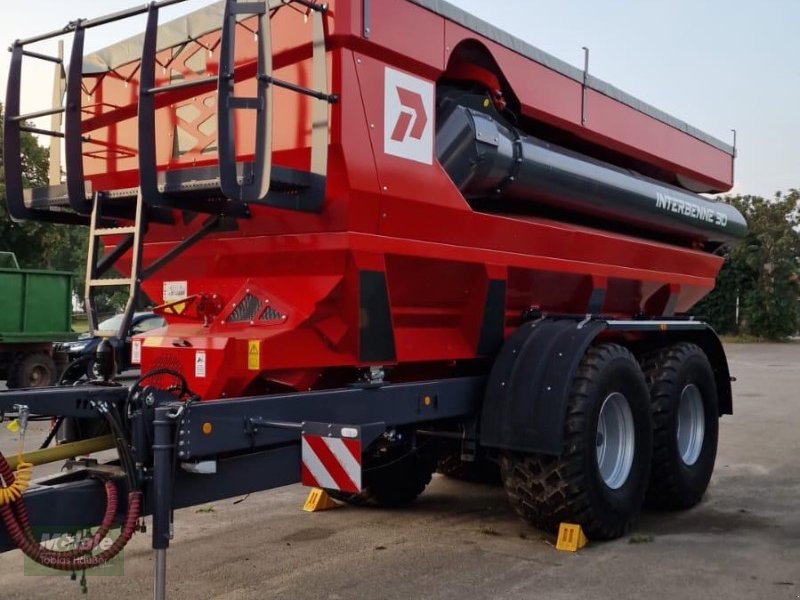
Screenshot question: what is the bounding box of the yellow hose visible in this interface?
[4,435,116,470]
[0,460,31,505]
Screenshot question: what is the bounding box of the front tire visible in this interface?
[327,446,436,508]
[501,343,653,540]
[642,343,719,509]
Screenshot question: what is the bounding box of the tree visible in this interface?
[0,105,88,274]
[693,191,800,339]
[0,105,91,310]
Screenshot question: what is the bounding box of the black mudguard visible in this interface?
[479,318,734,456]
[480,318,606,455]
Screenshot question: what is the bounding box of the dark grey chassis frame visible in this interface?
[0,376,484,556]
[0,316,731,600]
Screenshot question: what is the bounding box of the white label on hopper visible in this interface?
[163,281,188,302]
[195,351,206,378]
[131,339,142,365]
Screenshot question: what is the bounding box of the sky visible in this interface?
[0,0,797,197]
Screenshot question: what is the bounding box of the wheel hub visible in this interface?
[596,392,635,490]
[677,384,705,466]
[28,365,46,387]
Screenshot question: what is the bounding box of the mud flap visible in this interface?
[479,318,607,455]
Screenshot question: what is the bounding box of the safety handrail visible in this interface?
[63,19,92,215]
[3,0,334,226]
[217,0,273,203]
[4,0,191,224]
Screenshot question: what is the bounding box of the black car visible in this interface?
[57,312,166,378]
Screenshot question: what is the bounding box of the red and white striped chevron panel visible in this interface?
[301,433,362,493]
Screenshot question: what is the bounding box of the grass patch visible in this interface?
[628,533,654,544]
[479,526,501,537]
[195,505,216,514]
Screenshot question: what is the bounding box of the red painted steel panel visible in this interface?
[68,0,735,399]
[582,89,733,191]
[441,20,733,191]
[445,21,583,131]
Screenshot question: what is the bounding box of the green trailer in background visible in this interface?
[0,253,75,388]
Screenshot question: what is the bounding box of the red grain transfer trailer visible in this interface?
[1,1,745,595]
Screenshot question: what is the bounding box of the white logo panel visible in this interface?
[384,67,434,165]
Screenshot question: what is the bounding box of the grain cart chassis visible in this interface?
[0,0,743,597]
[0,317,731,596]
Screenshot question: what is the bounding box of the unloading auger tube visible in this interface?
[436,103,748,247]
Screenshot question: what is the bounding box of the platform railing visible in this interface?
[4,0,191,224]
[4,0,335,226]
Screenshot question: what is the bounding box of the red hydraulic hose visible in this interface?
[0,451,141,570]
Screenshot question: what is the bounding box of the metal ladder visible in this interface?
[84,192,147,339]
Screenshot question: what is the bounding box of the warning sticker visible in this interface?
[131,339,142,365]
[195,350,207,378]
[163,281,188,303]
[248,341,260,371]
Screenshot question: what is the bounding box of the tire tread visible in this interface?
[501,343,647,540]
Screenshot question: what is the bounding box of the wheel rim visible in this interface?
[28,365,47,387]
[596,392,635,490]
[677,384,705,466]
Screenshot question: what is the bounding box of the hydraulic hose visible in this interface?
[0,411,141,569]
[0,369,191,571]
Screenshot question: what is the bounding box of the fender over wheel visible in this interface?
[501,343,653,540]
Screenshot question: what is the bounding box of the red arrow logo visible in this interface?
[390,87,428,142]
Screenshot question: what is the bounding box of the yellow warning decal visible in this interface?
[143,337,164,348]
[248,340,260,371]
[162,302,186,315]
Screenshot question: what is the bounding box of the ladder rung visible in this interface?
[9,107,65,123]
[93,226,137,236]
[21,49,63,64]
[93,331,119,339]
[147,75,216,95]
[229,96,262,110]
[231,2,266,15]
[258,75,338,103]
[89,278,133,287]
[19,126,64,138]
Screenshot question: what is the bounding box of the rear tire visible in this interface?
[327,447,436,508]
[437,450,501,484]
[6,352,57,389]
[642,343,719,509]
[501,343,653,540]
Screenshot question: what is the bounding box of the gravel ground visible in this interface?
[0,343,798,599]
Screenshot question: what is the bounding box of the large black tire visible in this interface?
[501,343,653,540]
[6,352,57,389]
[642,343,719,510]
[437,450,502,485]
[327,447,437,508]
